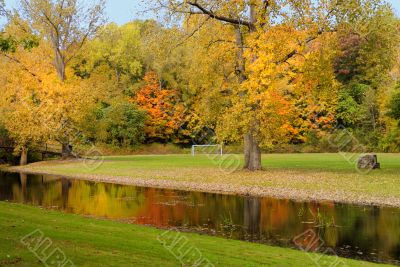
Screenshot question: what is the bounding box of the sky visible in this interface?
[0,0,151,26]
[1,0,400,26]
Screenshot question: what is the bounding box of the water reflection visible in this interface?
[0,172,399,265]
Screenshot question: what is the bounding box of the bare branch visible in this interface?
[186,1,254,30]
[173,16,211,50]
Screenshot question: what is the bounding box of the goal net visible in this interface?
[191,145,223,156]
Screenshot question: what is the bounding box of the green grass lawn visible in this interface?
[30,152,400,172]
[12,153,400,206]
[0,201,391,267]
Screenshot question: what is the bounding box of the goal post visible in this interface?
[191,145,223,156]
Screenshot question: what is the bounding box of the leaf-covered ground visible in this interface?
[10,153,400,207]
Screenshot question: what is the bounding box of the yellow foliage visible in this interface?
[0,41,97,150]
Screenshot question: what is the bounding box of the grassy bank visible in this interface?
[10,153,400,207]
[0,202,390,267]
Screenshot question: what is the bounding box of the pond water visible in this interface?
[1,172,399,265]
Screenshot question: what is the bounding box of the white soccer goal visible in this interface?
[191,145,223,156]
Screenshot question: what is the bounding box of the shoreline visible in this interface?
[7,165,400,208]
[1,202,385,267]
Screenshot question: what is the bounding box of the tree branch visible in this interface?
[278,29,336,64]
[2,53,42,82]
[187,1,254,30]
[206,38,237,49]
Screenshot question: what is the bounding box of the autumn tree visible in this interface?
[0,12,107,164]
[18,0,106,157]
[0,38,55,164]
[1,2,39,53]
[133,71,184,143]
[85,22,143,84]
[0,0,14,52]
[389,83,400,122]
[335,7,399,148]
[0,16,47,164]
[136,19,238,144]
[0,46,95,164]
[75,64,147,147]
[0,75,47,165]
[19,0,106,81]
[78,100,146,147]
[154,0,379,170]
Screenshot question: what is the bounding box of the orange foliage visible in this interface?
[133,72,184,143]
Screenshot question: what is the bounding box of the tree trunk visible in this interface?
[235,22,262,171]
[20,146,28,166]
[187,2,263,171]
[243,133,262,171]
[235,26,246,84]
[53,38,66,81]
[62,143,73,159]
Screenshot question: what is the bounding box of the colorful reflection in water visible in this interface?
[0,172,399,265]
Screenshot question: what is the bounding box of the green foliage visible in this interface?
[0,35,39,52]
[348,83,369,104]
[380,128,400,152]
[83,102,146,147]
[388,84,400,122]
[83,22,143,83]
[0,36,16,52]
[20,35,39,50]
[103,102,146,147]
[336,5,398,87]
[337,92,361,126]
[333,3,398,149]
[333,4,397,149]
[0,9,39,53]
[337,83,370,126]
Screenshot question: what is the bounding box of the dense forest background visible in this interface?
[1,0,400,164]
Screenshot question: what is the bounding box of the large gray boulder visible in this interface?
[357,154,380,170]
